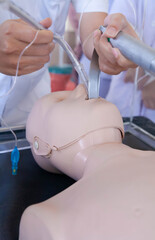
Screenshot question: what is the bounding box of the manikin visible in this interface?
[19,84,155,240]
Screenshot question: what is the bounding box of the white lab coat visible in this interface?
[0,0,108,126]
[0,0,50,126]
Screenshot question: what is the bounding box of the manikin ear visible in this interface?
[31,148,61,174]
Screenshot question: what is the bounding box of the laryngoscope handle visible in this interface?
[100,26,155,74]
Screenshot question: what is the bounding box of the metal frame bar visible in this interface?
[124,122,155,149]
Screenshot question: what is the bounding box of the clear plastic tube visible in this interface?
[0,31,39,98]
[54,35,89,88]
[129,0,148,123]
[0,116,18,146]
[129,67,139,123]
[77,0,92,38]
[137,71,155,87]
[0,31,39,149]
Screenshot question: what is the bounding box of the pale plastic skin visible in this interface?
[19,85,155,240]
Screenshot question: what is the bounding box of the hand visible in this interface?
[0,18,54,76]
[142,80,155,109]
[93,13,139,75]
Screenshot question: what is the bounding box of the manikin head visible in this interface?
[26,84,124,178]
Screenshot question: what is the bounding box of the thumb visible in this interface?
[40,17,52,29]
[103,14,126,38]
[93,29,101,51]
[93,29,101,41]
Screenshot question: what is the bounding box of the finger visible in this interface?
[18,64,45,75]
[94,33,131,74]
[17,41,55,56]
[103,13,138,38]
[14,18,53,42]
[99,36,119,65]
[93,29,102,53]
[98,57,125,75]
[2,37,55,56]
[94,31,127,72]
[23,42,55,56]
[95,38,126,74]
[13,19,29,26]
[40,17,52,29]
[15,18,52,29]
[111,48,137,69]
[4,19,37,42]
[6,19,53,44]
[34,29,53,44]
[103,14,127,38]
[7,54,50,72]
[19,55,50,68]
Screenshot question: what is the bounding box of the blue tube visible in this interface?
[11,146,20,175]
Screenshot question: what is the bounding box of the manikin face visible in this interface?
[26,84,124,177]
[26,84,124,148]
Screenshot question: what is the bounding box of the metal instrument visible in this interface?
[100,25,155,74]
[88,50,100,99]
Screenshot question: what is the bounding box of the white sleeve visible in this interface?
[109,0,137,29]
[72,0,109,13]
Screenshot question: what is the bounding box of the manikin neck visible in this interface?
[33,126,123,181]
[66,127,123,180]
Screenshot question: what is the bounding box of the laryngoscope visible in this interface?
[1,0,155,99]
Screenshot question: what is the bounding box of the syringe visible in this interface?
[0,0,89,89]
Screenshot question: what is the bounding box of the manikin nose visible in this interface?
[69,84,88,100]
